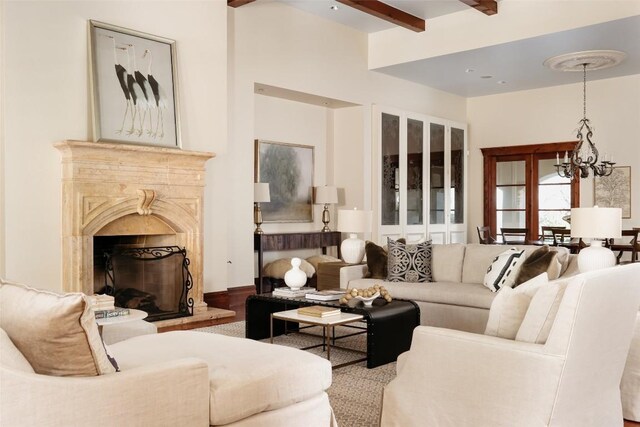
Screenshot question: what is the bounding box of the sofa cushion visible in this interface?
[349,279,496,310]
[0,328,34,373]
[462,244,542,285]
[110,331,332,426]
[431,244,465,283]
[483,248,527,292]
[513,245,562,286]
[516,279,569,344]
[387,238,432,283]
[263,258,315,279]
[0,279,116,376]
[484,273,549,339]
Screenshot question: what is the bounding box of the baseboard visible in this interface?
[204,285,256,320]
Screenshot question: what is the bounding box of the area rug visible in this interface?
[196,321,396,427]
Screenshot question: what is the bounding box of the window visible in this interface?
[482,142,580,242]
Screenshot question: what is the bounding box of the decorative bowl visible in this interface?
[354,291,380,307]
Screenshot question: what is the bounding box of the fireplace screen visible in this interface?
[103,246,193,321]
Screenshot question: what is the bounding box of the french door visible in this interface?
[482,142,580,243]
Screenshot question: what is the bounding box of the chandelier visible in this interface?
[544,50,626,179]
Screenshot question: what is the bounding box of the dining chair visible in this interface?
[501,227,529,245]
[610,229,639,264]
[476,226,497,245]
[539,226,567,246]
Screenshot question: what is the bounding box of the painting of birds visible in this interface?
[103,35,131,134]
[143,48,168,139]
[121,45,148,136]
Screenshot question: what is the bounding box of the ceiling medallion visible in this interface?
[544,50,626,179]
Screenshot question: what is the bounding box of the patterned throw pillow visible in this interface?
[483,248,527,292]
[387,238,433,283]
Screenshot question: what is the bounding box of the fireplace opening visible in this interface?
[94,236,194,321]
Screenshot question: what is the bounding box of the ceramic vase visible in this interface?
[284,257,307,290]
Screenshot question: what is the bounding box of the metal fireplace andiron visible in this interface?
[103,246,194,322]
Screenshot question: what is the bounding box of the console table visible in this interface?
[254,231,342,294]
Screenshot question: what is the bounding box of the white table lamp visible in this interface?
[337,208,372,264]
[254,183,270,234]
[315,186,338,232]
[571,206,622,272]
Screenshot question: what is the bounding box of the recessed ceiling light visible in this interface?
[497,80,507,84]
[465,68,475,73]
[330,5,339,11]
[480,75,493,79]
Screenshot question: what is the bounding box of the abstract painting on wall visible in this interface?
[89,20,180,148]
[255,140,314,222]
[594,166,631,218]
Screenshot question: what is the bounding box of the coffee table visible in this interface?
[246,294,420,368]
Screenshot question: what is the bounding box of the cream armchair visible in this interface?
[381,264,640,427]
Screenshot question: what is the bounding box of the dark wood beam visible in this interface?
[227,0,256,8]
[336,0,425,32]
[458,0,498,16]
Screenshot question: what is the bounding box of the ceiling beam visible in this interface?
[336,0,425,32]
[458,0,498,16]
[227,0,256,8]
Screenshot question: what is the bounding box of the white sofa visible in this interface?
[380,264,640,426]
[0,279,337,427]
[340,243,579,333]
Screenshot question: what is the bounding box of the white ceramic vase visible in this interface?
[284,257,307,290]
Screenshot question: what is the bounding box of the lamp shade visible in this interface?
[254,183,270,203]
[315,186,338,204]
[337,208,372,233]
[570,207,622,239]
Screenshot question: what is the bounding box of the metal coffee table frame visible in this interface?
[246,294,420,369]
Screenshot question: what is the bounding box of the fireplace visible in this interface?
[55,141,214,317]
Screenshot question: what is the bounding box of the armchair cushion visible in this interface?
[0,279,115,376]
[484,273,549,339]
[0,328,34,373]
[516,279,569,344]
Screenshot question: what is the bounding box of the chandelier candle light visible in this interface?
[544,50,626,179]
[253,182,270,234]
[337,208,372,264]
[314,186,338,232]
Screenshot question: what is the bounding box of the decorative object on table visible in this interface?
[339,284,392,306]
[284,258,308,290]
[571,206,622,272]
[296,305,341,318]
[387,238,432,283]
[93,308,131,320]
[594,166,632,219]
[271,286,314,298]
[337,208,372,264]
[89,20,180,148]
[544,50,625,179]
[483,248,526,292]
[305,290,347,301]
[314,186,339,232]
[253,182,270,234]
[254,140,314,222]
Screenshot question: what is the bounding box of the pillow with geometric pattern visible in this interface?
[483,248,527,292]
[387,238,433,283]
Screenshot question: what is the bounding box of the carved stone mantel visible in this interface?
[55,140,215,314]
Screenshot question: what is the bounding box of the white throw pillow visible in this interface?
[516,279,569,344]
[484,273,549,339]
[483,248,527,292]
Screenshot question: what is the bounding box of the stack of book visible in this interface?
[94,308,131,320]
[305,290,346,301]
[272,287,314,298]
[87,294,115,312]
[297,305,341,318]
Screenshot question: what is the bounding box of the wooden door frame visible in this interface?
[481,142,580,242]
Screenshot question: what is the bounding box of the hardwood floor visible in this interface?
[625,420,640,426]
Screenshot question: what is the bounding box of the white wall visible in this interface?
[467,74,640,240]
[228,1,467,290]
[2,1,227,291]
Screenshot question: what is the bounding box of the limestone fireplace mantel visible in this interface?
[55,140,215,314]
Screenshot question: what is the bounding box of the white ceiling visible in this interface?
[276,1,640,97]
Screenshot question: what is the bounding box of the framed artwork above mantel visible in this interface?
[594,166,632,219]
[254,139,314,223]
